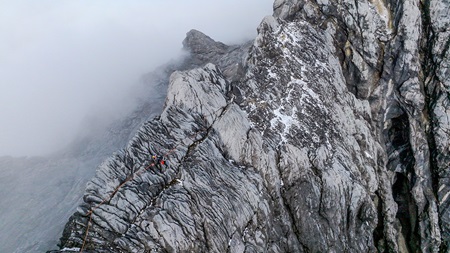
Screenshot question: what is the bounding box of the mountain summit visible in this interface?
[52,0,450,252]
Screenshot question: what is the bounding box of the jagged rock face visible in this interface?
[182,29,229,61]
[56,65,279,253]
[426,0,450,249]
[274,0,448,251]
[181,29,250,81]
[237,15,381,252]
[53,0,450,252]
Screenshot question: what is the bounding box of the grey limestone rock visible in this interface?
[426,0,450,250]
[181,29,251,81]
[53,0,450,252]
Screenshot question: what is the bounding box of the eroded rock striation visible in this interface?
[52,0,449,252]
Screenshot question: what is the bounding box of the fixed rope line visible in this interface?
[79,106,227,252]
[80,160,157,253]
[79,128,206,253]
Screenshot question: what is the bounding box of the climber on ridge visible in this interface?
[152,155,167,169]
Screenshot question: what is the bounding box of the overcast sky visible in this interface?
[0,0,273,156]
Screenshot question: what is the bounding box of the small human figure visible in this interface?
[152,155,167,170]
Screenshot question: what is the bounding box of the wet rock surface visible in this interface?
[52,0,450,252]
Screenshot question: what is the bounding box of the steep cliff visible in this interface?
[52,0,449,252]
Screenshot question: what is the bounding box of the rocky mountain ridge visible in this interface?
[52,0,449,252]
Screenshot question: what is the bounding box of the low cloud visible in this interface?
[0,0,273,156]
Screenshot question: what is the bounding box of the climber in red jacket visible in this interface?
[152,155,167,169]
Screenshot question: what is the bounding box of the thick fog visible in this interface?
[0,1,274,252]
[0,0,273,157]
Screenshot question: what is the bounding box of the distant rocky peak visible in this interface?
[181,29,251,82]
[273,0,302,20]
[182,29,229,58]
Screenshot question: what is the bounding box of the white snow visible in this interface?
[61,247,80,252]
[267,69,278,79]
[242,227,249,241]
[270,107,298,143]
[441,191,450,205]
[175,179,184,186]
[364,151,373,159]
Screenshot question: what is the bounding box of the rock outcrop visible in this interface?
[52,0,450,252]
